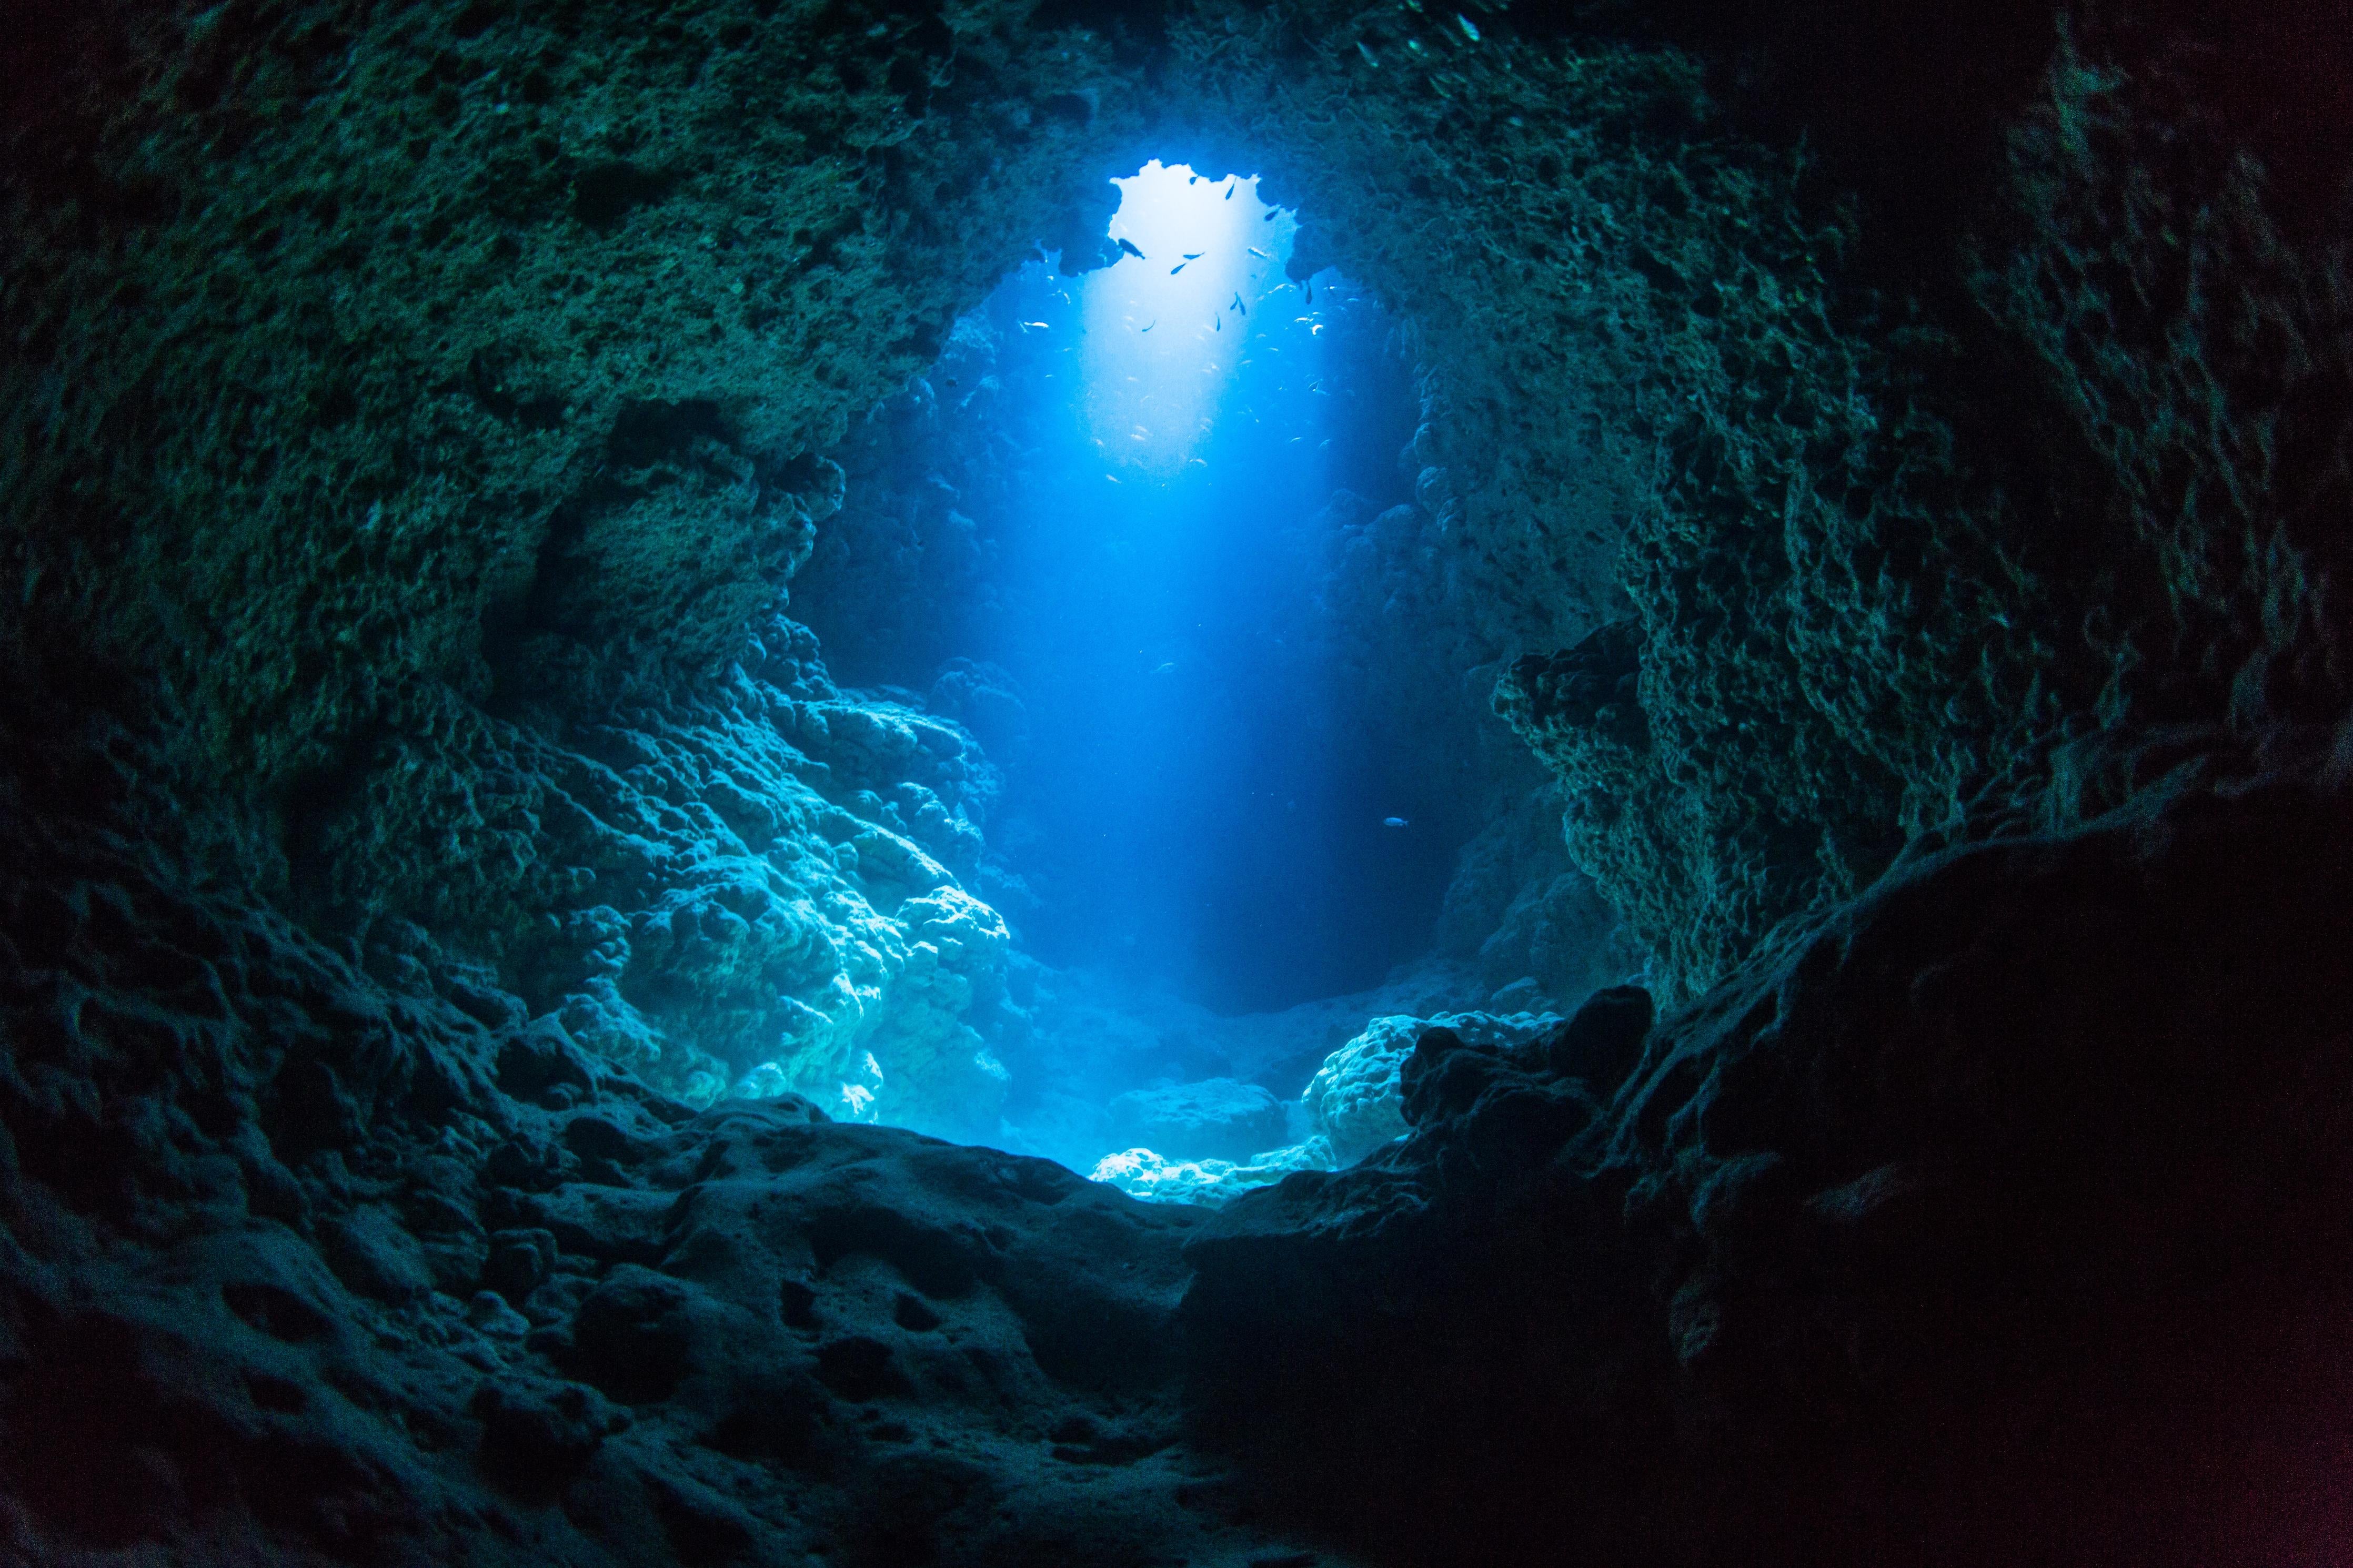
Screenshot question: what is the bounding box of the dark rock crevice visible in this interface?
[1184,760,2353,1566]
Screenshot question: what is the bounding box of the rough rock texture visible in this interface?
[4,0,1139,795]
[1183,760,2353,1565]
[15,0,2341,1017]
[2,0,1150,1147]
[304,610,1021,1138]
[1479,6,2353,998]
[1098,1010,1580,1208]
[1302,1010,1564,1168]
[0,743,1351,1567]
[4,1,2350,1563]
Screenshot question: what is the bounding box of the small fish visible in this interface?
[1116,237,1147,260]
[1224,183,1235,199]
[1140,319,1155,332]
[1358,40,1379,66]
[1248,246,1270,259]
[1456,13,1480,41]
[1264,209,1278,221]
[1183,252,1203,260]
[1304,278,1314,305]
[1020,320,1049,330]
[1170,262,1188,275]
[1214,315,1222,331]
[1153,661,1178,674]
[1189,175,1199,184]
[1231,291,1247,315]
[1384,817,1410,828]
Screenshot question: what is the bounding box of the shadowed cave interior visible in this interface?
[3,2,2351,1565]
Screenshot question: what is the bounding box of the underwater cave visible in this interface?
[3,2,2350,1565]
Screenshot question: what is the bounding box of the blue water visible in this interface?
[822,166,1456,1013]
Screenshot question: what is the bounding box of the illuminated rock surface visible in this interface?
[1303,1009,1564,1167]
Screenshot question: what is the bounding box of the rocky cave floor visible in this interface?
[0,738,1325,1568]
[6,724,2352,1567]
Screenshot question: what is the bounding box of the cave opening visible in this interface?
[793,161,1521,1189]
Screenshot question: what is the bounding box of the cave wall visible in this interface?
[1484,3,2351,997]
[6,0,2348,1062]
[5,3,2350,1562]
[4,0,1163,1119]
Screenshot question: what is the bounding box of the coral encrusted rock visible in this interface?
[12,0,2344,1024]
[303,612,1022,1138]
[1301,1010,1567,1167]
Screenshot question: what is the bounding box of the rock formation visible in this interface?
[0,765,1295,1563]
[1186,754,2353,1565]
[4,0,2348,1562]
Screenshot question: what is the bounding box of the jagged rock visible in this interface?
[1303,1010,1565,1166]
[3,2,2348,1565]
[320,1203,440,1304]
[0,778,1370,1567]
[1183,772,2353,1566]
[471,1375,631,1494]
